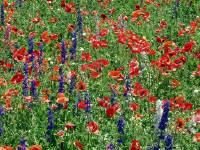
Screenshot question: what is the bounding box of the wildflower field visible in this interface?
[0,0,200,149]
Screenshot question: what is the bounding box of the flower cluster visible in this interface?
[44,107,55,143]
[0,107,4,136]
[1,3,4,26]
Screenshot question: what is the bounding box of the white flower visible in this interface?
[80,47,84,51]
[194,90,200,93]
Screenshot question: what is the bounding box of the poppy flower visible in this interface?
[40,95,50,103]
[74,140,84,149]
[11,72,24,84]
[108,70,121,79]
[81,52,92,62]
[31,17,41,24]
[50,17,58,23]
[183,103,192,110]
[106,106,116,118]
[24,96,34,103]
[193,133,200,142]
[171,80,181,87]
[99,28,108,37]
[129,103,139,112]
[56,96,69,104]
[77,100,87,109]
[76,81,86,91]
[56,130,65,137]
[138,89,148,99]
[65,122,76,130]
[129,140,142,150]
[175,118,185,130]
[67,24,75,32]
[86,121,99,133]
[90,71,101,78]
[0,145,13,150]
[51,34,59,40]
[97,97,109,108]
[0,78,7,86]
[29,145,42,150]
[148,95,157,103]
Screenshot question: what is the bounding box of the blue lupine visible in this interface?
[84,92,90,114]
[117,139,124,145]
[44,108,55,143]
[15,42,19,49]
[1,3,4,26]
[0,107,4,136]
[165,134,173,150]
[172,0,180,19]
[61,40,67,64]
[30,80,38,100]
[22,61,29,97]
[18,138,26,150]
[110,90,117,105]
[158,101,170,131]
[58,75,65,93]
[0,108,4,116]
[77,9,84,44]
[39,43,43,65]
[19,0,22,7]
[70,29,78,60]
[69,75,75,93]
[124,76,130,97]
[28,37,34,61]
[106,143,115,149]
[117,116,125,135]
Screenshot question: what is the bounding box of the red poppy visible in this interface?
[0,145,13,150]
[86,121,99,133]
[99,28,108,37]
[184,103,193,110]
[171,80,181,87]
[106,106,116,118]
[148,95,157,103]
[11,72,24,84]
[51,34,59,40]
[50,17,58,23]
[31,17,41,24]
[56,130,65,137]
[193,133,200,142]
[160,21,168,28]
[129,140,142,150]
[90,71,101,78]
[81,52,92,62]
[108,70,121,79]
[138,89,148,99]
[175,118,185,130]
[74,140,84,149]
[65,122,76,130]
[129,103,139,112]
[78,100,87,109]
[67,24,75,32]
[76,81,86,91]
[29,145,42,150]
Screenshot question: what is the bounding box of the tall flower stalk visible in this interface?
[44,107,55,143]
[28,37,34,62]
[22,61,29,97]
[77,9,84,44]
[4,26,10,45]
[0,107,4,136]
[1,3,4,26]
[70,29,78,60]
[58,67,65,93]
[30,80,38,100]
